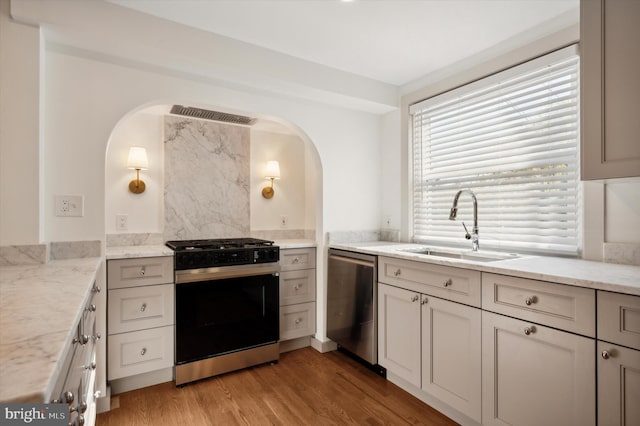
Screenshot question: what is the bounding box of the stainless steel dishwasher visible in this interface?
[327,249,383,374]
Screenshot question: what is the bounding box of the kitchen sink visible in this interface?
[399,247,519,262]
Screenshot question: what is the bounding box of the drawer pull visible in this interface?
[294,284,301,291]
[293,257,300,264]
[140,267,146,276]
[411,295,419,302]
[443,279,452,287]
[92,284,101,293]
[85,303,97,312]
[393,269,401,277]
[140,303,147,312]
[602,350,612,360]
[295,318,302,325]
[524,326,536,336]
[525,296,537,306]
[421,297,428,305]
[141,347,147,356]
[74,335,89,345]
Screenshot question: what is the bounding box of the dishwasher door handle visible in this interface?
[329,254,375,268]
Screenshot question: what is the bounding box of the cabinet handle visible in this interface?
[411,295,419,302]
[74,335,89,345]
[92,284,101,293]
[295,318,302,325]
[601,350,612,360]
[293,257,300,264]
[294,284,301,291]
[393,269,401,277]
[141,347,147,356]
[443,279,452,287]
[140,267,146,276]
[524,326,536,335]
[525,296,537,306]
[140,303,147,312]
[421,297,428,305]
[85,304,96,312]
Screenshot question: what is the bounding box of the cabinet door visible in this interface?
[581,0,640,179]
[421,296,481,422]
[598,341,640,426]
[378,283,421,387]
[482,311,595,426]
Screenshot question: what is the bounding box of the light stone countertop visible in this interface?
[275,239,316,249]
[330,242,640,296]
[0,257,102,403]
[105,244,174,259]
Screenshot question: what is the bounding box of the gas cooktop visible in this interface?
[166,238,275,251]
[166,238,279,270]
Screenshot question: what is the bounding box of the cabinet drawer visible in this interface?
[108,284,174,334]
[482,273,596,337]
[379,256,481,307]
[107,326,174,380]
[107,256,173,289]
[280,302,316,341]
[280,269,316,306]
[598,291,640,350]
[279,248,316,271]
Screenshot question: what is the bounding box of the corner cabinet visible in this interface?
[378,257,482,422]
[581,0,640,179]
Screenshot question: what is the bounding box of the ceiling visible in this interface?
[107,0,578,87]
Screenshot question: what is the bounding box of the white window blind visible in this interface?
[410,46,581,255]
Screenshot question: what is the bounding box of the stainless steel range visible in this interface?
[166,238,280,386]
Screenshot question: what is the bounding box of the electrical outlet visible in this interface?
[280,215,288,228]
[116,214,128,231]
[55,195,84,217]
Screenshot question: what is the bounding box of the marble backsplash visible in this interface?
[0,245,48,266]
[106,233,164,247]
[164,116,250,240]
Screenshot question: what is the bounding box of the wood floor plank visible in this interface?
[97,348,459,426]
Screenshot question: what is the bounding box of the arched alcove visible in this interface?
[104,102,323,245]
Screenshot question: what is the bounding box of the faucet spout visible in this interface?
[449,189,479,251]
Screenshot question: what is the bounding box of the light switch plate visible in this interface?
[55,195,84,217]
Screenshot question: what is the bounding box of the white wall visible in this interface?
[606,182,640,243]
[250,130,308,232]
[0,0,41,245]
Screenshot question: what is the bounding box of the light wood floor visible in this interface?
[97,347,458,425]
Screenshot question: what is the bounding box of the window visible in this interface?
[411,46,580,256]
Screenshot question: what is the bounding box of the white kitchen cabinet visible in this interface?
[378,283,421,388]
[597,291,640,425]
[482,311,596,426]
[279,247,316,344]
[597,341,640,426]
[107,256,174,391]
[421,295,481,422]
[581,0,640,179]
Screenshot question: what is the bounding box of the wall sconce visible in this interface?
[262,160,280,199]
[127,147,148,194]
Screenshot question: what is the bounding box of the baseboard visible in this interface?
[310,337,338,353]
[96,385,111,414]
[109,367,174,395]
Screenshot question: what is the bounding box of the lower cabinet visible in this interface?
[279,247,317,344]
[422,295,481,422]
[482,311,595,426]
[597,341,640,426]
[378,283,482,422]
[378,283,421,387]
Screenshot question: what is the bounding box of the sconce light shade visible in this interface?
[264,161,281,180]
[262,160,280,199]
[127,147,149,170]
[127,147,148,194]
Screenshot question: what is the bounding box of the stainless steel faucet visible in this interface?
[449,189,479,251]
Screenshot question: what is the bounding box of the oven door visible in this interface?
[175,264,279,365]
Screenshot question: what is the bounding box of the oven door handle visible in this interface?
[175,263,281,284]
